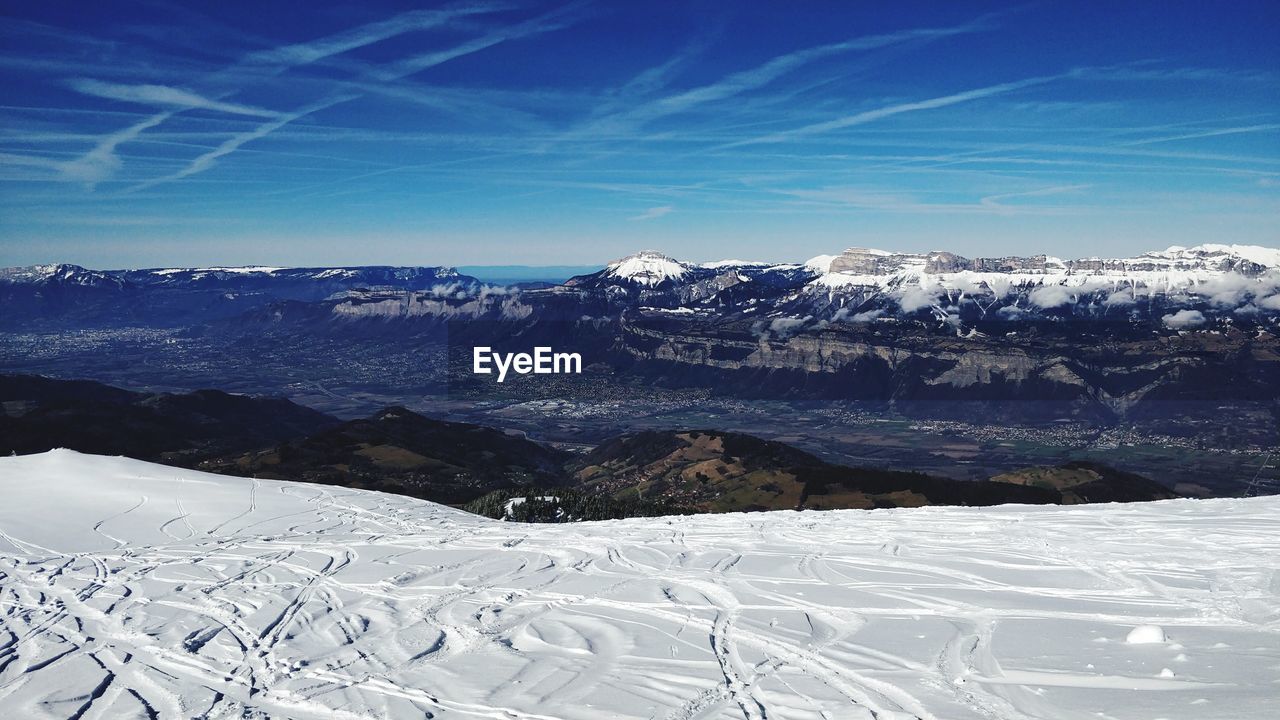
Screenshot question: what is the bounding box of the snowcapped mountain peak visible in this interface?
[605,250,692,286]
[806,248,925,275]
[1145,244,1280,269]
[700,259,771,269]
[829,247,928,275]
[803,254,838,273]
[0,263,77,281]
[130,265,465,287]
[0,263,123,287]
[150,266,286,276]
[808,243,1280,316]
[811,244,1280,280]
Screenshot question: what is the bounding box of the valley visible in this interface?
[3,326,1272,496]
[4,244,1279,499]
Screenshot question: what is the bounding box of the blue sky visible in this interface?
[1,1,1277,268]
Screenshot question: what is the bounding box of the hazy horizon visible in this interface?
[2,1,1277,268]
[11,242,1280,275]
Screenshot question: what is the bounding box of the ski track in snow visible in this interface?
[1,451,1278,719]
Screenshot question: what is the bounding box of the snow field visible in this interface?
[1,450,1277,719]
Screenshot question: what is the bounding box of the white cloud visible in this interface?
[731,73,1063,148]
[985,276,1013,299]
[578,18,990,136]
[0,152,64,170]
[1105,288,1136,306]
[1162,309,1207,329]
[898,287,939,312]
[69,79,278,118]
[978,184,1089,212]
[833,306,883,323]
[58,111,172,186]
[768,316,810,337]
[1258,294,1280,310]
[1028,284,1075,308]
[377,5,580,81]
[126,97,354,191]
[242,5,505,67]
[942,275,984,299]
[629,205,673,222]
[53,6,536,189]
[1121,123,1280,147]
[1193,273,1260,307]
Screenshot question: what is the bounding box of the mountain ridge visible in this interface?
[2,376,1183,513]
[9,242,1276,288]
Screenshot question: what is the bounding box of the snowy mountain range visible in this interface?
[1,449,1276,719]
[6,244,1280,326]
[566,244,1280,322]
[579,244,1280,286]
[0,262,477,328]
[0,262,468,293]
[5,245,1279,425]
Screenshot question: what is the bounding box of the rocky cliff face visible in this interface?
[610,312,1280,424]
[327,288,532,321]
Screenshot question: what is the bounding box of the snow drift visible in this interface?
[0,450,1276,719]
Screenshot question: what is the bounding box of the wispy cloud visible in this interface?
[376,2,587,81]
[68,78,279,117]
[49,5,527,189]
[628,205,674,221]
[0,152,65,170]
[337,81,549,131]
[582,36,716,127]
[583,19,993,135]
[774,182,1086,216]
[19,213,240,227]
[726,74,1065,148]
[1081,63,1274,84]
[6,2,1277,260]
[124,97,354,192]
[58,111,173,187]
[1119,123,1280,147]
[979,184,1090,212]
[240,4,509,68]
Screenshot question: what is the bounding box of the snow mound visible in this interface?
[1,450,1278,719]
[1127,624,1168,644]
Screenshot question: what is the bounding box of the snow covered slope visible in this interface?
[1,450,1277,719]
